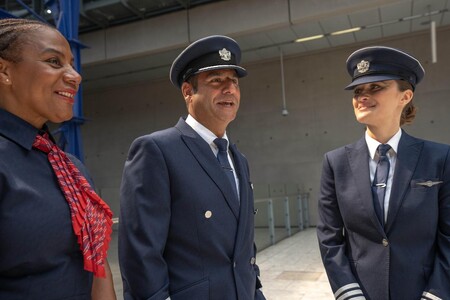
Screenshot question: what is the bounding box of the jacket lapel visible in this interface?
[347,137,385,235]
[385,131,423,233]
[176,118,240,219]
[229,143,250,254]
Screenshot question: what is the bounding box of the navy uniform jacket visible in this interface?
[119,118,264,300]
[317,130,450,300]
[0,109,93,299]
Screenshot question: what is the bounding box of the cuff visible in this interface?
[334,283,366,300]
[422,291,442,300]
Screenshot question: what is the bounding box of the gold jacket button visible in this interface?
[204,210,212,218]
[382,238,389,247]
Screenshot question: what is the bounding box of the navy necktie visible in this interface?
[214,138,239,201]
[372,144,391,225]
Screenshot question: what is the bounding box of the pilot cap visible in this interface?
[170,35,247,89]
[345,46,424,91]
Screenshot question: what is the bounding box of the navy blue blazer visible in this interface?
[119,118,264,300]
[317,130,450,300]
[0,109,93,299]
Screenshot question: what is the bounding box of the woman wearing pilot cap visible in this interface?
[317,46,450,300]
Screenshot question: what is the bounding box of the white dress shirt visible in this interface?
[365,129,402,223]
[185,115,240,196]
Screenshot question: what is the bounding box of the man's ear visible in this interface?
[0,58,12,85]
[181,82,193,103]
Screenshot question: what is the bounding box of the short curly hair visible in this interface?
[0,18,54,63]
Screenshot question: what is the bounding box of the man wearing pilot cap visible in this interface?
[119,35,266,300]
[317,45,450,300]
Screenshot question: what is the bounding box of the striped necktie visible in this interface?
[214,138,239,201]
[372,144,391,225]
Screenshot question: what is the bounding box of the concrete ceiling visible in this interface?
[2,0,449,91]
[235,0,449,59]
[78,0,223,33]
[0,0,222,33]
[80,0,450,92]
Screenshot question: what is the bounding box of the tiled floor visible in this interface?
[109,228,334,300]
[256,228,334,300]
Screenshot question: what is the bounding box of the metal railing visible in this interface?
[105,183,310,250]
[253,184,310,250]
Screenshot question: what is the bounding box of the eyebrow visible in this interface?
[356,81,389,88]
[206,70,238,79]
[41,48,74,64]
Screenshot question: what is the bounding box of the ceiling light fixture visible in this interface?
[295,34,324,43]
[330,26,362,35]
[293,8,448,43]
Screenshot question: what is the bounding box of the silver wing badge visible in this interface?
[416,180,443,187]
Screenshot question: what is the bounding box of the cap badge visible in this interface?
[357,60,370,73]
[219,48,231,61]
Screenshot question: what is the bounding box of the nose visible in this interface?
[64,67,82,88]
[355,95,363,102]
[223,78,238,94]
[354,91,369,102]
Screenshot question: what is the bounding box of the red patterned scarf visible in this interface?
[33,133,113,278]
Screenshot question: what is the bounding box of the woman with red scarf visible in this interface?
[0,18,115,299]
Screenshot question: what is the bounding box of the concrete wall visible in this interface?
[82,26,450,225]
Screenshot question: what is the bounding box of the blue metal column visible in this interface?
[47,0,85,161]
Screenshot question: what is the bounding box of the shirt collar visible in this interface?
[365,128,402,159]
[185,114,229,148]
[0,108,42,150]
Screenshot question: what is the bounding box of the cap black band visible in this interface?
[353,69,416,85]
[181,51,237,83]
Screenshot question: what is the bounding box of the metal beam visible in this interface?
[83,0,120,11]
[79,0,109,28]
[120,0,144,19]
[46,0,86,161]
[175,0,189,8]
[14,0,47,22]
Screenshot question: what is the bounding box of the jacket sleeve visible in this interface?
[316,153,366,300]
[423,147,450,300]
[119,136,171,300]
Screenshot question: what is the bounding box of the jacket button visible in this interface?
[382,238,389,247]
[233,261,236,268]
[204,210,212,218]
[250,257,256,265]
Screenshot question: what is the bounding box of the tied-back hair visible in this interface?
[397,80,417,126]
[0,18,52,63]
